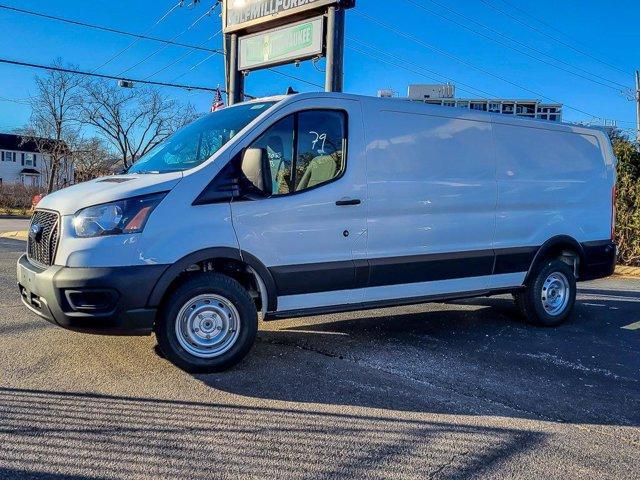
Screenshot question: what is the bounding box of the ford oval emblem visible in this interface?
[29,223,43,242]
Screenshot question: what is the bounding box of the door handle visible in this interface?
[336,198,362,206]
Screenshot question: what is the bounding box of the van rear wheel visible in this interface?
[156,273,258,372]
[514,260,576,327]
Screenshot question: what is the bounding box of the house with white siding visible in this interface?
[0,133,73,188]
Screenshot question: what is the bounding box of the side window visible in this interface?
[248,116,294,195]
[294,110,346,192]
[246,110,347,197]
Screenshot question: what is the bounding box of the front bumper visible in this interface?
[17,254,168,335]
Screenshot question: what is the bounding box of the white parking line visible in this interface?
[621,321,640,331]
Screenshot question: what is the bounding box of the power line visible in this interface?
[404,0,631,92]
[348,45,468,97]
[348,43,635,127]
[119,3,217,76]
[0,58,220,93]
[0,95,30,105]
[0,4,222,55]
[265,68,324,89]
[0,3,320,93]
[92,0,183,72]
[170,45,325,89]
[145,30,221,80]
[346,37,497,98]
[496,0,630,75]
[172,53,217,82]
[354,11,600,119]
[479,0,631,77]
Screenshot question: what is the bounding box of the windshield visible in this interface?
[128,101,276,174]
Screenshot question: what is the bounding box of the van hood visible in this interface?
[37,172,183,216]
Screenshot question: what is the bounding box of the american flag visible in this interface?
[211,87,225,112]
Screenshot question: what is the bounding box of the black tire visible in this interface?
[514,259,577,327]
[156,272,258,373]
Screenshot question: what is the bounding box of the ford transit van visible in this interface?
[17,93,617,372]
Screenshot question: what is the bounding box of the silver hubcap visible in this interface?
[175,294,240,358]
[541,272,570,316]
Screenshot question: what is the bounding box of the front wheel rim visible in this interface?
[175,294,241,359]
[541,272,571,316]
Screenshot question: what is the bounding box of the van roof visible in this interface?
[240,92,607,137]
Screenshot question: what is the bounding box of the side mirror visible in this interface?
[241,148,272,197]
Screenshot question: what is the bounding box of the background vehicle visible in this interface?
[17,93,617,372]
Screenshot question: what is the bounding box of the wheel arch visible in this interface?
[147,247,277,312]
[525,235,585,283]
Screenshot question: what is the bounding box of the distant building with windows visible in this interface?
[0,133,73,187]
[378,84,563,123]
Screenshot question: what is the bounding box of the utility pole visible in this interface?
[635,70,640,143]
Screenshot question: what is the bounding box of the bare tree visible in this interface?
[72,137,116,183]
[21,59,83,193]
[80,81,196,169]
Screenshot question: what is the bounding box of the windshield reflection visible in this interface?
[128,102,275,174]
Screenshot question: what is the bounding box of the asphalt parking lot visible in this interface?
[0,237,638,479]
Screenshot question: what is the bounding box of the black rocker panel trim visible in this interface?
[494,246,538,275]
[269,260,356,296]
[271,248,521,297]
[367,249,495,288]
[267,240,613,297]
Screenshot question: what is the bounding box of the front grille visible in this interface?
[27,210,60,267]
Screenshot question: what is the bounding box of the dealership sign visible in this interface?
[238,17,323,70]
[224,0,339,33]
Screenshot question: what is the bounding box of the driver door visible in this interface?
[230,99,367,313]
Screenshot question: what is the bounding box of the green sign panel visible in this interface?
[239,17,324,71]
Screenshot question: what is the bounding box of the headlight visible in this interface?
[73,192,167,238]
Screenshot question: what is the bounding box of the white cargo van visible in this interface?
[17,93,617,372]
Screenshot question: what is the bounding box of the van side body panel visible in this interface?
[492,118,614,250]
[268,98,615,317]
[360,99,501,303]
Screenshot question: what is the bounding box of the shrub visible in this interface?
[0,183,46,215]
[612,133,640,266]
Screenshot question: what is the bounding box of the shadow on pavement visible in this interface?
[0,387,544,479]
[0,321,56,336]
[577,287,640,299]
[199,292,640,426]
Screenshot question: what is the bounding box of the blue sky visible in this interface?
[1,0,638,134]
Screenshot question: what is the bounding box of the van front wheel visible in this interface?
[156,273,258,372]
[514,260,576,327]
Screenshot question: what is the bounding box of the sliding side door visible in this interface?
[363,105,498,303]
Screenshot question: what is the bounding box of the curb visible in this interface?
[0,231,28,241]
[615,265,640,278]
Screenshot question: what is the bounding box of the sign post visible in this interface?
[325,5,345,93]
[222,0,355,104]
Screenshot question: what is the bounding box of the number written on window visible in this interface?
[245,110,346,197]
